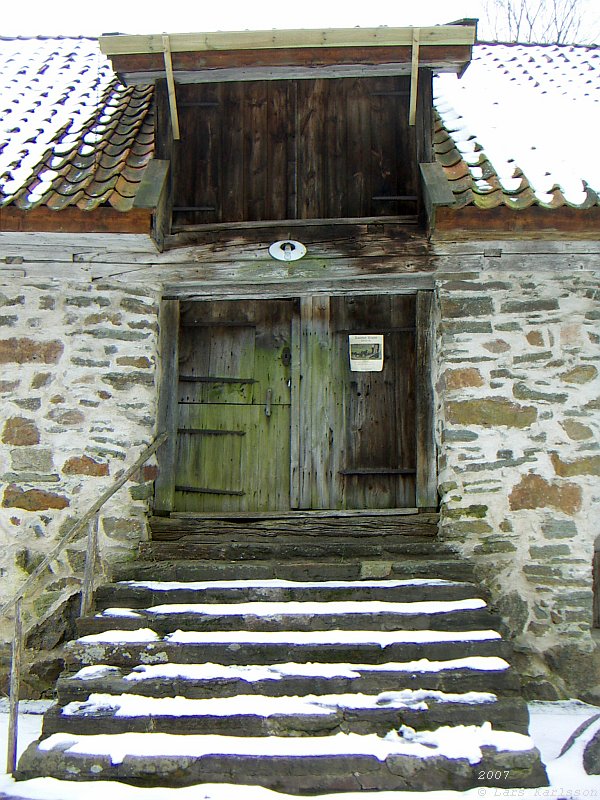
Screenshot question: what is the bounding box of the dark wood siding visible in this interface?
[172,76,422,226]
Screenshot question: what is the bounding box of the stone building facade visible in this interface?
[435,265,600,699]
[0,32,598,701]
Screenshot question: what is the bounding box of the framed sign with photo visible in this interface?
[348,334,384,372]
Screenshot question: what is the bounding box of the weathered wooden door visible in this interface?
[297,294,420,510]
[174,300,293,512]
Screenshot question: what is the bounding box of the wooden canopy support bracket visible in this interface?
[409,29,420,126]
[162,34,181,140]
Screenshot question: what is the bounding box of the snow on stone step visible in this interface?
[113,655,511,683]
[164,629,502,645]
[36,724,536,764]
[120,578,468,590]
[76,628,502,646]
[60,688,498,719]
[71,656,510,685]
[97,598,487,618]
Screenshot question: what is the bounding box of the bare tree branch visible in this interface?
[483,0,590,43]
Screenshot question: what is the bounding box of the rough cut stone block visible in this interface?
[509,473,582,515]
[441,297,494,318]
[2,417,40,446]
[560,365,598,384]
[0,337,63,364]
[551,452,600,477]
[2,485,69,511]
[446,399,537,428]
[62,455,109,477]
[444,368,484,390]
[500,299,559,313]
[11,448,54,472]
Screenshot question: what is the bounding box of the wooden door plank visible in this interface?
[154,299,180,514]
[297,80,326,219]
[221,83,245,222]
[267,81,290,220]
[244,82,268,221]
[290,308,301,508]
[416,290,437,508]
[298,298,313,509]
[306,296,333,508]
[345,79,371,217]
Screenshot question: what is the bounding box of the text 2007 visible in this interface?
[477,770,511,780]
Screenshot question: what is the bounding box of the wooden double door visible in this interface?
[165,294,434,513]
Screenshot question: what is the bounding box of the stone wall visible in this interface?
[435,267,600,700]
[0,277,161,659]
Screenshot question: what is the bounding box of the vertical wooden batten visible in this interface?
[290,310,302,509]
[409,29,421,126]
[415,290,437,509]
[162,35,181,141]
[154,299,180,514]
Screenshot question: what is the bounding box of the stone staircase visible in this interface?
[16,514,549,793]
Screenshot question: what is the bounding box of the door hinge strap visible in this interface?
[175,486,245,496]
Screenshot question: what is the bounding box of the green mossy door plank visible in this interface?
[175,300,292,512]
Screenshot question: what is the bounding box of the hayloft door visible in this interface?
[173,300,293,512]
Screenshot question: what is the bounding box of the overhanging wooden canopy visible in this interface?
[100,23,476,137]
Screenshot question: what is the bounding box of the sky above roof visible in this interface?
[3,0,599,40]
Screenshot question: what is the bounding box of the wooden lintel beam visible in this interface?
[100,25,476,56]
[409,29,420,126]
[162,35,180,140]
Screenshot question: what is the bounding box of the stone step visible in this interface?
[42,692,529,737]
[113,558,476,584]
[17,729,548,791]
[78,601,500,638]
[138,537,450,562]
[95,577,485,610]
[56,658,522,704]
[65,629,510,669]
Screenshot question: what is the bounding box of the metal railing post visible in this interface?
[7,596,23,775]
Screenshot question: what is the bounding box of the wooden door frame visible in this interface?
[153,287,437,515]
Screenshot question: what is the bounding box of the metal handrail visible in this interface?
[3,431,168,774]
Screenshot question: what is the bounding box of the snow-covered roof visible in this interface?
[434,42,600,209]
[0,37,598,213]
[0,37,153,211]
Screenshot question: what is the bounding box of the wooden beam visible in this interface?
[161,274,436,300]
[0,206,152,235]
[415,291,437,510]
[153,300,180,515]
[100,26,476,56]
[420,162,456,228]
[409,29,420,126]
[133,159,170,209]
[433,205,600,239]
[162,35,181,141]
[109,46,474,86]
[419,163,455,207]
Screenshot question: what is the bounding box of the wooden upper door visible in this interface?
[174,300,294,512]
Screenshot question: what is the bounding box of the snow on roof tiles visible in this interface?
[433,42,600,209]
[1,38,597,213]
[0,37,154,212]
